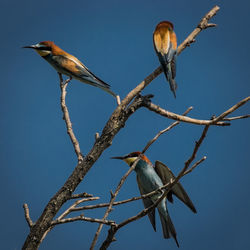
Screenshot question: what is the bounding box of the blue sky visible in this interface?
[1,0,250,249]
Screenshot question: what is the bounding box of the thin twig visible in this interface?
[142,107,193,153]
[116,95,121,105]
[211,96,250,123]
[100,124,210,249]
[70,192,93,199]
[177,6,219,54]
[59,73,84,163]
[57,197,100,221]
[23,204,33,227]
[40,197,100,244]
[90,157,141,250]
[143,96,250,126]
[118,6,220,110]
[51,215,116,226]
[222,114,250,121]
[184,156,207,176]
[122,125,210,225]
[144,102,230,126]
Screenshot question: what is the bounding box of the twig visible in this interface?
[222,114,250,121]
[144,102,230,126]
[95,133,100,140]
[23,94,150,249]
[100,124,210,249]
[118,6,220,109]
[122,125,209,224]
[59,73,84,163]
[184,156,207,176]
[211,96,250,123]
[40,197,100,244]
[90,157,141,250]
[142,107,193,153]
[116,95,121,105]
[178,5,219,54]
[57,197,100,221]
[69,196,145,212]
[143,96,250,126]
[70,192,93,199]
[23,204,33,227]
[51,215,116,226]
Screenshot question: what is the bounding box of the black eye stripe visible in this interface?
[127,153,138,158]
[36,46,51,51]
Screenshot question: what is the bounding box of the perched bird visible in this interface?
[23,41,116,97]
[112,151,197,247]
[153,21,178,98]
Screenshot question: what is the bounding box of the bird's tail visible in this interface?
[162,62,177,98]
[77,76,117,98]
[169,78,177,98]
[94,83,117,98]
[158,209,179,247]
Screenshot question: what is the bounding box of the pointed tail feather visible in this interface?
[169,78,177,98]
[77,77,117,98]
[158,209,179,247]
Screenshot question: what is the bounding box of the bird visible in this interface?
[153,21,178,98]
[23,41,117,97]
[112,151,197,247]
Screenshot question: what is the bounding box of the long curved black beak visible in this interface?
[22,45,37,49]
[111,156,125,160]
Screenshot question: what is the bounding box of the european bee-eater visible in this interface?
[112,152,197,247]
[23,41,117,97]
[153,21,178,98]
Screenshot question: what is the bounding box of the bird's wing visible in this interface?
[155,161,197,213]
[136,175,156,231]
[52,54,117,97]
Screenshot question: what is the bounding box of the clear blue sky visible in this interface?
[1,0,249,249]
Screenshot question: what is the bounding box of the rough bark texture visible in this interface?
[22,95,151,249]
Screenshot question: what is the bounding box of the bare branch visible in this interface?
[116,95,121,105]
[223,114,250,121]
[144,102,230,126]
[57,197,100,221]
[184,156,207,176]
[142,106,193,153]
[100,124,210,249]
[119,6,220,109]
[51,215,116,226]
[143,96,250,126]
[59,73,84,163]
[70,192,93,199]
[23,94,149,249]
[23,204,33,228]
[178,5,220,54]
[90,157,140,250]
[211,96,250,123]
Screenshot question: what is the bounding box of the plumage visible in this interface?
[155,161,197,213]
[23,41,117,97]
[112,152,197,247]
[153,21,178,98]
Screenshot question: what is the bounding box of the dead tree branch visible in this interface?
[90,157,141,250]
[23,204,33,228]
[100,124,210,249]
[22,5,249,250]
[51,215,116,226]
[59,73,83,163]
[142,107,193,153]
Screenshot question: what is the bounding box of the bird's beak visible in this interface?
[22,45,37,49]
[111,156,125,160]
